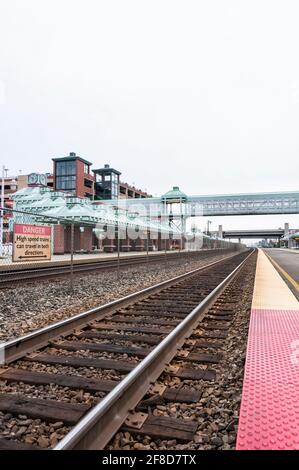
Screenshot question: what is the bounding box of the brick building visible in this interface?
[52,153,151,201]
[93,164,151,200]
[53,224,94,255]
[52,152,94,199]
[0,176,18,207]
[119,181,150,199]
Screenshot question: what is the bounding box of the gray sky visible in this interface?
[1,0,299,232]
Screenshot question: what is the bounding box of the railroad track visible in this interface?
[0,249,254,450]
[0,249,234,286]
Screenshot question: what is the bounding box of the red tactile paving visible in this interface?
[237,308,299,450]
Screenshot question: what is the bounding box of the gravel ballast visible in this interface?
[0,251,235,342]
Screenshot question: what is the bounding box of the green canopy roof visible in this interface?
[161,186,187,201]
[12,186,181,234]
[291,232,299,239]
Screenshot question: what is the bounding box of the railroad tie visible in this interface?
[89,323,172,335]
[0,438,40,451]
[167,367,216,381]
[0,393,90,426]
[194,339,224,349]
[183,352,223,364]
[0,368,118,394]
[78,330,162,346]
[122,415,198,442]
[51,340,151,358]
[25,353,136,373]
[137,388,202,409]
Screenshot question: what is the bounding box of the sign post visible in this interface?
[13,224,51,262]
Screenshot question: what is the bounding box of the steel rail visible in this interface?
[0,256,167,284]
[0,249,229,285]
[2,251,246,363]
[55,249,254,450]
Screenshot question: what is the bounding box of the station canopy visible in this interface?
[11,187,180,235]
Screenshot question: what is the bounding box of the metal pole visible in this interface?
[146,229,149,266]
[180,197,183,259]
[178,233,181,259]
[0,166,5,257]
[164,235,167,267]
[117,224,120,279]
[70,222,74,291]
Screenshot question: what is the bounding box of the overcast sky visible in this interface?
[0,0,299,232]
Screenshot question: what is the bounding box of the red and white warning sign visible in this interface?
[13,224,52,262]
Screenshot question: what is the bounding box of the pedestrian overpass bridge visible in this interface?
[187,191,299,216]
[219,229,285,239]
[105,189,299,216]
[212,223,299,240]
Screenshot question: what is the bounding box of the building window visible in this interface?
[56,176,76,190]
[84,164,89,174]
[93,169,120,200]
[56,161,76,176]
[111,182,118,198]
[55,160,77,191]
[84,178,93,188]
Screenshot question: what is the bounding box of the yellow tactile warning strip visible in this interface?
[252,249,299,310]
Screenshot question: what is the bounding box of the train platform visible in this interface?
[237,249,299,450]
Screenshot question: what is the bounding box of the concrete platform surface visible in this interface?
[252,250,298,309]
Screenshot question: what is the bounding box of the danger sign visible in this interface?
[13,224,52,262]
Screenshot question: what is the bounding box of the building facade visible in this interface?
[52,153,151,201]
[119,181,150,199]
[52,152,94,199]
[2,152,150,210]
[17,173,53,192]
[0,176,18,206]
